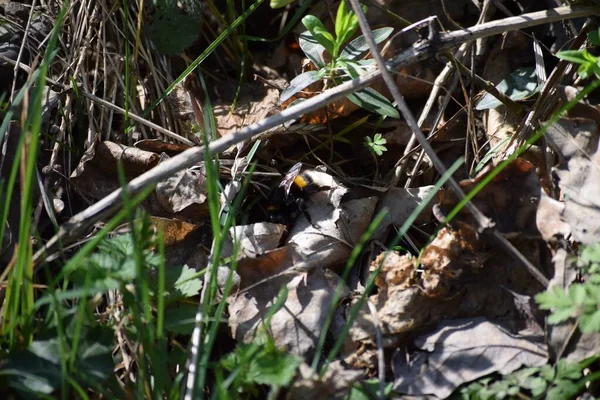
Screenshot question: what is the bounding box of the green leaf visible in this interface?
[340,27,394,60]
[164,303,198,334]
[335,0,351,40]
[270,0,295,8]
[569,284,587,304]
[0,326,113,395]
[302,15,335,56]
[248,347,301,386]
[336,15,359,51]
[547,307,576,324]
[146,0,204,55]
[475,67,541,110]
[280,71,323,103]
[347,87,399,118]
[348,379,393,400]
[337,59,376,78]
[535,286,571,309]
[526,376,547,396]
[579,309,600,333]
[588,28,600,46]
[163,264,203,300]
[556,360,583,380]
[220,342,302,388]
[539,364,556,382]
[173,265,203,298]
[71,233,159,293]
[556,50,591,64]
[299,31,327,68]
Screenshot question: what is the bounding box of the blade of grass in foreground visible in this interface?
[3,1,68,348]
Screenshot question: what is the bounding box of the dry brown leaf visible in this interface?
[393,318,548,399]
[372,252,415,292]
[155,154,207,214]
[433,158,543,236]
[546,117,600,244]
[372,186,436,242]
[213,80,284,137]
[420,226,478,297]
[228,265,341,356]
[70,139,159,199]
[224,222,286,260]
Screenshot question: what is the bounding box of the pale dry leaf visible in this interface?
[287,174,377,273]
[393,317,548,399]
[70,139,159,199]
[372,186,436,242]
[546,117,600,244]
[155,154,207,213]
[225,222,286,259]
[213,80,284,137]
[228,266,341,355]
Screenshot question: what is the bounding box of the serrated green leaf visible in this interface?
[557,360,583,380]
[569,284,587,304]
[548,379,580,400]
[172,264,203,298]
[299,31,326,68]
[475,67,541,110]
[579,309,600,333]
[526,377,548,396]
[280,71,323,103]
[536,287,571,309]
[548,307,576,324]
[347,87,399,118]
[248,348,301,386]
[340,27,394,60]
[302,16,335,56]
[219,342,302,388]
[539,363,556,381]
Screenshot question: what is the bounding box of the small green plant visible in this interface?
[364,133,387,156]
[280,0,398,118]
[460,358,597,400]
[555,28,600,80]
[535,243,600,333]
[215,340,302,397]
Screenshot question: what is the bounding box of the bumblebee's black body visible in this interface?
[266,162,317,225]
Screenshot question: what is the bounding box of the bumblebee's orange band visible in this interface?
[293,175,309,189]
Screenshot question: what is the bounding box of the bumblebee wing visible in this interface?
[279,162,302,195]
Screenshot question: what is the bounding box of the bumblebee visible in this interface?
[266,162,318,225]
